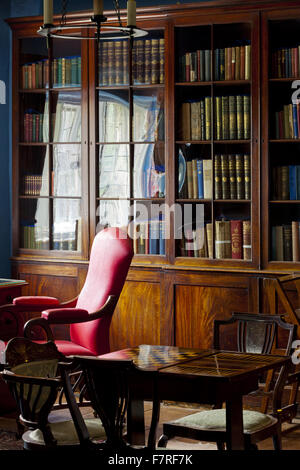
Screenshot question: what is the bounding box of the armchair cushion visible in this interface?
[42,308,89,323]
[168,409,275,434]
[13,296,60,307]
[24,418,105,446]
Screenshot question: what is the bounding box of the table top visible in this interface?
[0,278,27,288]
[102,344,289,379]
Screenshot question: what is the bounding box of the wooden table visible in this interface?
[102,345,290,450]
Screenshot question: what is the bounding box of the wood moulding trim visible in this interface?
[6,0,300,29]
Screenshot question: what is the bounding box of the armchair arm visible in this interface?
[12,296,78,309]
[41,308,90,324]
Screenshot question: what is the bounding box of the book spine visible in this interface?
[203,159,212,199]
[242,220,251,260]
[192,159,198,199]
[115,41,123,85]
[283,224,292,261]
[219,49,225,80]
[244,154,251,200]
[240,46,245,80]
[205,96,211,140]
[197,160,204,199]
[228,154,237,200]
[190,101,201,140]
[214,48,220,81]
[206,223,213,258]
[186,160,193,199]
[159,38,165,84]
[289,165,297,200]
[236,153,245,199]
[235,46,240,80]
[205,50,211,81]
[245,44,251,80]
[243,95,250,140]
[221,154,229,199]
[231,220,243,259]
[236,95,244,140]
[151,39,160,84]
[221,96,229,140]
[281,166,289,200]
[215,96,222,140]
[292,221,300,261]
[214,154,222,199]
[229,95,237,140]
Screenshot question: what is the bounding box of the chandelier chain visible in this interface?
[113,0,122,28]
[60,0,68,26]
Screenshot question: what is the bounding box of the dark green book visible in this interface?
[221,154,230,199]
[244,154,251,200]
[221,96,229,140]
[214,154,222,199]
[236,153,245,199]
[228,154,237,199]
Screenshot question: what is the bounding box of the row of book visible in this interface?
[22,175,47,196]
[52,56,81,88]
[214,95,250,140]
[272,222,300,261]
[23,110,44,143]
[178,50,211,82]
[133,219,165,255]
[179,95,251,141]
[179,219,251,260]
[272,165,300,200]
[214,153,250,200]
[271,46,300,79]
[185,159,212,199]
[21,59,48,89]
[178,44,251,82]
[21,225,79,250]
[214,45,251,81]
[98,38,165,86]
[21,56,82,89]
[274,102,300,139]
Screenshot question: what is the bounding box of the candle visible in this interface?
[43,0,53,25]
[93,0,103,16]
[127,0,136,27]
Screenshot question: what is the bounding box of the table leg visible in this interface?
[226,396,245,450]
[126,398,145,445]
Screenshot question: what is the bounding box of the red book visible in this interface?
[230,220,243,259]
[240,46,245,80]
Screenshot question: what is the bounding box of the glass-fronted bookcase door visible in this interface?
[14,32,89,259]
[89,27,166,260]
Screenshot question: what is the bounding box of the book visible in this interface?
[214,154,222,199]
[292,221,300,261]
[283,224,292,261]
[244,154,251,200]
[203,159,212,199]
[192,159,198,199]
[229,95,237,139]
[231,220,243,259]
[215,220,231,259]
[197,160,204,199]
[236,154,245,199]
[190,101,201,140]
[186,160,193,198]
[179,102,191,140]
[206,223,213,258]
[221,154,229,199]
[242,220,251,260]
[228,154,237,199]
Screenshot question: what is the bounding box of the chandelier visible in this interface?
[38,0,148,41]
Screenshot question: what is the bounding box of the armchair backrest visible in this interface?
[71,228,133,355]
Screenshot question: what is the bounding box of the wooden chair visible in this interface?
[158,312,298,451]
[62,355,161,451]
[1,337,105,450]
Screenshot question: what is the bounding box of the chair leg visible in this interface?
[272,431,282,451]
[216,441,225,450]
[158,434,169,448]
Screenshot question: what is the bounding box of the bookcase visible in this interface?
[262,7,300,270]
[7,1,300,352]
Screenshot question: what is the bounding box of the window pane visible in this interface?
[53,144,81,197]
[98,90,129,142]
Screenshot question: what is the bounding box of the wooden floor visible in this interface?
[1,402,300,450]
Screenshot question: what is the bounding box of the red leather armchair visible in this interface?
[0,227,133,357]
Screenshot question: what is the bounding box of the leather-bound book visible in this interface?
[236,154,245,199]
[292,221,300,261]
[221,96,229,140]
[136,40,144,84]
[203,159,212,199]
[159,38,165,84]
[229,95,237,140]
[281,166,289,200]
[219,48,225,80]
[151,39,160,84]
[214,96,222,140]
[228,154,237,199]
[243,95,250,140]
[235,46,240,80]
[242,220,251,260]
[244,154,251,200]
[240,45,245,80]
[214,154,222,199]
[231,220,243,259]
[123,40,129,85]
[283,224,292,261]
[221,154,230,199]
[179,102,191,140]
[206,223,213,258]
[205,96,211,140]
[190,101,201,140]
[245,44,251,80]
[236,95,244,140]
[215,220,231,258]
[144,39,151,84]
[115,41,123,85]
[231,46,236,79]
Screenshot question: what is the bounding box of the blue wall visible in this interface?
[0,0,210,278]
